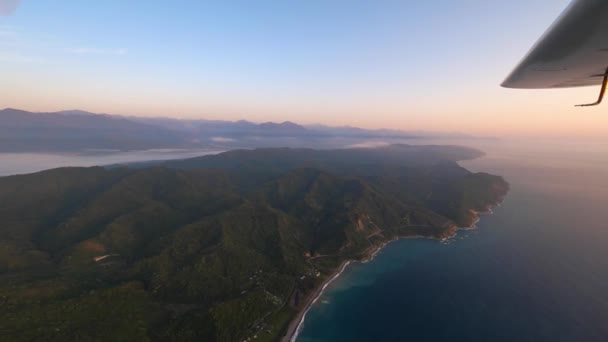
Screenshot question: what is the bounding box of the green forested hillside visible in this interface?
[0,145,508,341]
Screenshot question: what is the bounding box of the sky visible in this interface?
[0,0,605,137]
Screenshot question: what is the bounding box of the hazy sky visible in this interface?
[1,0,605,137]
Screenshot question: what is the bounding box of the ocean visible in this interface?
[296,139,608,341]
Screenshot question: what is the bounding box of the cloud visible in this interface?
[0,0,21,16]
[209,137,236,143]
[345,141,390,149]
[68,47,128,56]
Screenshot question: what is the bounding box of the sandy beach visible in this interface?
[281,204,502,342]
[281,260,352,342]
[280,235,434,342]
[281,235,421,342]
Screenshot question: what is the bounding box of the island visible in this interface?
[0,144,508,341]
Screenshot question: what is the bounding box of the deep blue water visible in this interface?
[297,140,608,341]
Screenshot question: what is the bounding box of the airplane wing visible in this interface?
[502,0,608,90]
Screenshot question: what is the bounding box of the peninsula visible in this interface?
[0,145,508,341]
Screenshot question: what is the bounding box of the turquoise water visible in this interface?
[297,139,608,341]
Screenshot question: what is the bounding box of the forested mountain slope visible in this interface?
[0,145,508,341]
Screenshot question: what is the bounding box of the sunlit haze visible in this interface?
[4,2,608,341]
[2,0,606,137]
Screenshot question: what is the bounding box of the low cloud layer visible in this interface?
[346,141,390,149]
[209,137,236,143]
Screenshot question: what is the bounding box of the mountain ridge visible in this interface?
[0,145,508,341]
[0,108,489,152]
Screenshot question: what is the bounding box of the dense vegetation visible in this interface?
[0,145,508,341]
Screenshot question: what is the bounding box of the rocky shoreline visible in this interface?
[281,199,505,342]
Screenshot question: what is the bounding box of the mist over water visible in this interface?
[297,138,608,341]
[0,149,221,177]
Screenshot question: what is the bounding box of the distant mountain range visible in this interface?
[0,108,485,152]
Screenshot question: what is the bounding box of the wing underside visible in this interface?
[502,0,608,89]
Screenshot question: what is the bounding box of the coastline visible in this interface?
[282,202,503,342]
[283,260,352,342]
[281,234,435,342]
